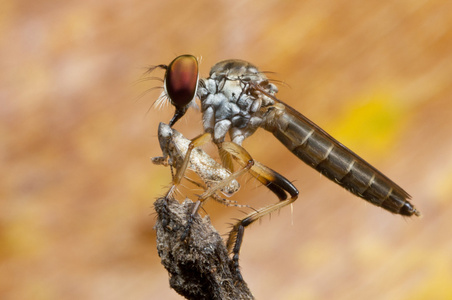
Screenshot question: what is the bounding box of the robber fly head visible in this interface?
[160,55,199,127]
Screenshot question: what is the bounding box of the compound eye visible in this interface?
[165,55,199,109]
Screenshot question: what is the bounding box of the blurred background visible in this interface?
[1,0,451,299]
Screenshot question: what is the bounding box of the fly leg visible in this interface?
[219,142,292,200]
[179,138,257,241]
[169,131,287,242]
[218,142,299,279]
[171,131,253,241]
[228,168,299,280]
[170,132,212,241]
[166,132,212,198]
[192,141,291,208]
[184,176,251,209]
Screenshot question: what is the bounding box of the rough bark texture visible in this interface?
[154,197,254,300]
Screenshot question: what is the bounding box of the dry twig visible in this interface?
[154,197,254,300]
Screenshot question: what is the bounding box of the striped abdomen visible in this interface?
[264,103,419,217]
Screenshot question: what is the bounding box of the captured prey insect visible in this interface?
[151,55,419,218]
[152,122,298,275]
[152,122,241,207]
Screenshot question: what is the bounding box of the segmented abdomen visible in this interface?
[265,104,419,216]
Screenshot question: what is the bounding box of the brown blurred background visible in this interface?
[1,0,451,299]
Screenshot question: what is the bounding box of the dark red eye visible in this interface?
[165,55,199,109]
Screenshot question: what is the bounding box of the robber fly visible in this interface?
[152,122,298,277]
[152,55,419,218]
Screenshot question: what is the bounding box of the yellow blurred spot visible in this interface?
[0,210,47,259]
[406,251,452,300]
[353,236,389,269]
[327,90,407,157]
[296,241,334,270]
[435,167,452,204]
